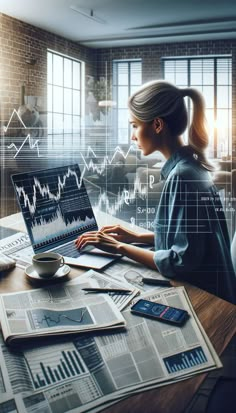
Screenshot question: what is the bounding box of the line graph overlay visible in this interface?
[4,109,27,132]
[7,134,41,158]
[3,108,42,158]
[79,145,153,228]
[80,145,135,177]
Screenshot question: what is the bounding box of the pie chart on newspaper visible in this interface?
[25,264,70,282]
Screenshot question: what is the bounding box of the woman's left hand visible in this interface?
[74,231,121,255]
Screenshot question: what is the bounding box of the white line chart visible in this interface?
[3,108,41,158]
[7,134,41,158]
[3,109,27,132]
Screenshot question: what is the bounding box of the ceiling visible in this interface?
[0,0,236,48]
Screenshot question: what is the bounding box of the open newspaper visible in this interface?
[0,231,33,268]
[0,286,222,413]
[0,274,126,346]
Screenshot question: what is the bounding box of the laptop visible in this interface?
[11,164,118,269]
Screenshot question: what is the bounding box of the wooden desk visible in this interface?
[0,213,236,413]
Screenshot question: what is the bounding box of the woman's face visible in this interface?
[129,115,159,156]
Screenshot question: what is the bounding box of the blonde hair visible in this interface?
[128,80,213,170]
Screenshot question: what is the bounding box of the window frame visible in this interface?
[47,50,84,148]
[112,59,142,145]
[162,55,232,159]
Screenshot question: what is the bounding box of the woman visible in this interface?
[75,80,236,304]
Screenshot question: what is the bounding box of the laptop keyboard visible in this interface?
[52,241,94,258]
[52,241,81,258]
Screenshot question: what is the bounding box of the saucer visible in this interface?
[25,264,70,282]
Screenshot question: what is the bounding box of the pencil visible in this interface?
[82,287,132,294]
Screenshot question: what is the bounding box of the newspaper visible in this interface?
[78,269,140,310]
[104,256,168,292]
[0,232,33,269]
[0,287,222,413]
[0,274,126,346]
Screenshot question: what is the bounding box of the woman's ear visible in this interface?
[153,117,164,134]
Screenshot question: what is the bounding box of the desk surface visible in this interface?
[0,212,236,413]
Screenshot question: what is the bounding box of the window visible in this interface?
[112,60,142,144]
[47,50,84,149]
[163,56,232,159]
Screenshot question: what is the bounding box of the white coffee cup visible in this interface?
[32,252,65,278]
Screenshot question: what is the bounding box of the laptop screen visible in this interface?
[11,164,98,252]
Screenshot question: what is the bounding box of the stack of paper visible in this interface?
[0,273,221,413]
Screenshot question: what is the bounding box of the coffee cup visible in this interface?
[32,252,65,278]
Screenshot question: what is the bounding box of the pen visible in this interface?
[82,288,132,294]
[142,277,172,287]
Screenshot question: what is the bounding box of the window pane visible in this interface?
[130,85,141,96]
[53,113,63,134]
[73,61,80,89]
[217,86,229,108]
[190,60,202,85]
[64,88,72,114]
[47,85,52,112]
[118,86,129,108]
[53,54,63,86]
[64,59,72,88]
[47,112,52,135]
[118,128,129,144]
[73,91,80,115]
[53,86,63,113]
[131,62,142,85]
[202,86,214,108]
[118,109,129,127]
[164,61,176,83]
[203,60,214,85]
[47,52,52,84]
[113,60,142,145]
[175,60,188,85]
[64,114,72,133]
[47,51,82,138]
[73,116,80,134]
[118,63,128,85]
[217,59,232,85]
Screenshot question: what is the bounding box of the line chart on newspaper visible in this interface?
[0,272,132,346]
[0,271,222,413]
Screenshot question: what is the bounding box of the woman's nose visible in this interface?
[131,133,136,141]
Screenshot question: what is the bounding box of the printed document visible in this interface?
[0,274,126,345]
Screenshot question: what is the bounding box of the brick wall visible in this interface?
[0,12,97,125]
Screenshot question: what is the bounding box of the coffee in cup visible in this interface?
[32,252,65,278]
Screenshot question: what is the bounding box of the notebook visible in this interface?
[11,164,118,269]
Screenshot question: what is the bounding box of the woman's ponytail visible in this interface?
[182,87,214,171]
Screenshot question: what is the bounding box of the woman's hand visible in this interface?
[99,225,140,244]
[74,230,122,255]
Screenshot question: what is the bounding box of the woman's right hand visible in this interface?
[99,225,140,244]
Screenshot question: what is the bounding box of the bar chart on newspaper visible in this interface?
[24,343,88,390]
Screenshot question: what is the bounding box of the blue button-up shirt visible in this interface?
[153,146,236,304]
